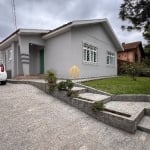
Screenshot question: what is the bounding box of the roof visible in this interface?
[42,19,123,51]
[118,41,145,56]
[122,41,142,50]
[0,19,123,51]
[0,29,49,49]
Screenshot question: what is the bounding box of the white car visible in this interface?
[0,63,7,85]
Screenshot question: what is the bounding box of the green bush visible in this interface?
[45,70,57,83]
[66,79,74,91]
[141,68,150,77]
[92,101,105,112]
[57,81,67,91]
[119,62,148,80]
[45,70,57,92]
[57,80,74,91]
[57,80,75,97]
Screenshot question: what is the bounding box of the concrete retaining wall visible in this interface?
[112,95,150,102]
[50,89,136,133]
[145,109,150,116]
[8,80,49,93]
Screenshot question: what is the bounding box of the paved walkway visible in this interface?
[0,83,150,150]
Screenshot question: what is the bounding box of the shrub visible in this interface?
[45,70,57,92]
[141,68,150,77]
[92,101,105,112]
[142,58,150,66]
[66,79,74,91]
[57,81,67,91]
[45,70,57,83]
[57,80,74,91]
[57,80,75,97]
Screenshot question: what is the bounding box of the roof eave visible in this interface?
[102,21,123,51]
[0,30,19,50]
[42,19,108,40]
[42,23,73,39]
[42,19,123,51]
[0,29,50,49]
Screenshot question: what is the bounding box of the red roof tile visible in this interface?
[122,41,141,50]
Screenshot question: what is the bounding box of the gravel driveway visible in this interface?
[0,83,150,150]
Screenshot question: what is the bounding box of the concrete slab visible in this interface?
[78,92,111,102]
[105,101,150,119]
[72,87,86,91]
[138,116,150,133]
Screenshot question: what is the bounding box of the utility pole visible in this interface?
[11,0,17,30]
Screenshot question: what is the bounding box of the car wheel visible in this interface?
[1,81,7,85]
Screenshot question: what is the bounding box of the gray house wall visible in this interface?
[19,35,45,75]
[3,46,12,70]
[1,42,22,78]
[1,44,14,78]
[45,31,72,78]
[45,24,118,79]
[71,24,117,78]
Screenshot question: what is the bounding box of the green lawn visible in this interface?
[82,76,150,94]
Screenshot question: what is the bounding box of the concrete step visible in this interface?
[72,87,87,94]
[137,116,150,133]
[78,92,111,103]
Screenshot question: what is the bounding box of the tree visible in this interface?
[119,0,150,43]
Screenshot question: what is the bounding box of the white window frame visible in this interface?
[107,51,115,65]
[83,42,98,64]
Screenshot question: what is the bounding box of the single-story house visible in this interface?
[0,19,123,79]
[117,41,145,63]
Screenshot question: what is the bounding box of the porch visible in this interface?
[29,43,45,75]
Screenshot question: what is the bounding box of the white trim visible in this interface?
[106,51,115,66]
[42,19,108,39]
[42,24,72,39]
[18,29,49,35]
[82,41,98,65]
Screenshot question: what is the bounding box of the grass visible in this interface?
[83,76,150,94]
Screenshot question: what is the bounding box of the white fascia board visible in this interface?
[0,34,18,50]
[72,18,107,26]
[18,29,49,35]
[42,19,108,40]
[42,24,72,39]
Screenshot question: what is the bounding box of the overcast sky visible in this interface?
[0,0,146,44]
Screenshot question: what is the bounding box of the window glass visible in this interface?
[107,51,115,65]
[83,42,98,64]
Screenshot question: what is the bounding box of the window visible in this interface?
[107,51,115,65]
[83,42,98,64]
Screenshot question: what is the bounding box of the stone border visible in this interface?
[74,83,112,96]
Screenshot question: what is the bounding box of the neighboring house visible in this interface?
[0,19,123,79]
[117,41,145,63]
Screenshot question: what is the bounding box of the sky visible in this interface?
[0,0,146,44]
